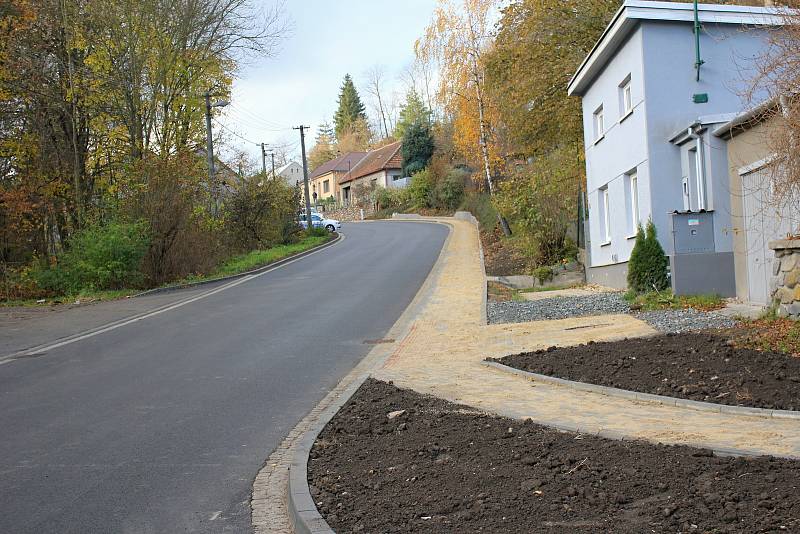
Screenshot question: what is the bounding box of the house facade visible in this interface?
[338,141,405,205]
[275,161,304,187]
[308,152,367,204]
[567,1,783,294]
[715,102,800,305]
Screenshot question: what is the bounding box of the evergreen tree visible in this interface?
[394,90,431,139]
[334,74,367,139]
[627,219,670,293]
[401,120,435,177]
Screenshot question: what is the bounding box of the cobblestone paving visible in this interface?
[373,219,800,458]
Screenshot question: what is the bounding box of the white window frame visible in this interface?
[593,105,605,141]
[323,179,330,193]
[620,77,632,117]
[629,171,639,231]
[600,186,611,244]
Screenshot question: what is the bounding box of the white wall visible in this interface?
[582,27,649,268]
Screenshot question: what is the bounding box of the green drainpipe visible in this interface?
[694,0,704,81]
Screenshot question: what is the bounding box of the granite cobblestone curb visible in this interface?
[482,360,800,421]
[134,233,342,298]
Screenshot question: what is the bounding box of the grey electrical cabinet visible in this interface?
[670,211,715,254]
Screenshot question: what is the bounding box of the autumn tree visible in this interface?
[417,0,511,234]
[334,74,368,139]
[308,121,337,170]
[484,0,618,156]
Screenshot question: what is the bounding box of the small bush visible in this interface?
[306,226,329,237]
[627,220,670,293]
[35,221,150,293]
[433,168,467,210]
[407,169,434,209]
[533,266,555,285]
[459,192,497,233]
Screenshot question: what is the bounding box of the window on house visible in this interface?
[619,76,632,116]
[627,171,639,232]
[323,179,330,193]
[599,186,611,243]
[593,105,605,141]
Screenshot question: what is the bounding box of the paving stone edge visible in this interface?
[255,219,455,534]
[482,360,800,422]
[134,233,342,298]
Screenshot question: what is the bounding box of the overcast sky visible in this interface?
[216,0,439,166]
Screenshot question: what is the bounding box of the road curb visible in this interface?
[249,219,454,534]
[134,233,342,298]
[482,359,800,421]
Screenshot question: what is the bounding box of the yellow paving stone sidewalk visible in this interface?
[373,217,800,458]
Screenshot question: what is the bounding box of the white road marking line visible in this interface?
[0,234,346,363]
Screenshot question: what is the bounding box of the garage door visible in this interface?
[741,166,799,304]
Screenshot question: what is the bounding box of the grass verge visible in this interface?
[733,317,800,357]
[2,233,334,307]
[624,289,725,312]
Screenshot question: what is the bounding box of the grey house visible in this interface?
[567,1,784,295]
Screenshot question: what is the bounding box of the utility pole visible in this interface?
[261,143,268,176]
[295,125,313,229]
[203,91,228,216]
[204,92,216,215]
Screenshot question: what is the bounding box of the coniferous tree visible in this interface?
[334,74,367,139]
[627,219,669,293]
[401,120,434,177]
[394,90,431,140]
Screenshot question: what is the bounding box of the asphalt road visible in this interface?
[0,221,448,533]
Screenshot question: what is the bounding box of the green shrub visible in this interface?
[627,219,669,293]
[35,221,151,293]
[459,192,497,233]
[533,266,555,285]
[433,168,467,210]
[306,225,330,237]
[407,168,434,209]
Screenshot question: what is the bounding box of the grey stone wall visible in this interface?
[769,239,800,319]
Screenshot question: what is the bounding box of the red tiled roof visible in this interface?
[339,141,402,184]
[309,152,367,180]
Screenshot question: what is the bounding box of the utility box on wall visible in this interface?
[669,211,736,297]
[670,211,715,254]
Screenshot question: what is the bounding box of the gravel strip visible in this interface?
[487,293,630,323]
[634,309,736,334]
[487,293,737,334]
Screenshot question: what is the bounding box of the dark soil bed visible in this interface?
[494,333,800,411]
[308,379,800,533]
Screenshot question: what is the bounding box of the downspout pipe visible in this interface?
[688,126,707,210]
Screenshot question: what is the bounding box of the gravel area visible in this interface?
[634,309,736,334]
[487,293,630,323]
[487,293,736,334]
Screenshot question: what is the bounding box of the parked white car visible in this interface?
[299,213,341,232]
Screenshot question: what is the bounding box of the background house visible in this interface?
[275,161,304,187]
[308,152,367,204]
[567,0,784,295]
[715,101,800,305]
[338,141,404,205]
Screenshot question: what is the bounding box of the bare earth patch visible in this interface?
[493,333,800,411]
[308,379,800,533]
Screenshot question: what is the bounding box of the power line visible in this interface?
[212,117,261,146]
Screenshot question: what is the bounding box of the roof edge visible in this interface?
[567,1,787,97]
